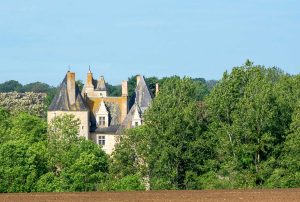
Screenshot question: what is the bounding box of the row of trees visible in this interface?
[0,80,57,108]
[111,61,300,189]
[106,75,216,98]
[0,61,299,192]
[0,76,216,108]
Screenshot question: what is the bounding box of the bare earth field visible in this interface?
[0,189,300,202]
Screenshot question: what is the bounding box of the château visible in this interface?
[48,69,155,154]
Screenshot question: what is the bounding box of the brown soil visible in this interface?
[0,189,299,202]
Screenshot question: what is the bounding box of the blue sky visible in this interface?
[0,0,299,86]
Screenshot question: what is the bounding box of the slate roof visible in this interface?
[129,75,153,113]
[90,125,120,134]
[95,76,107,91]
[117,75,153,134]
[116,103,138,134]
[48,75,88,111]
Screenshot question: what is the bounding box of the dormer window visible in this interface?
[99,116,106,126]
[132,105,142,127]
[96,101,109,128]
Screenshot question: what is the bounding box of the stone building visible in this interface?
[48,70,154,154]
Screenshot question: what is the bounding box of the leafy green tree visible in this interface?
[10,113,47,143]
[44,87,58,108]
[107,84,121,96]
[0,111,48,193]
[75,80,84,92]
[37,114,109,192]
[22,82,51,93]
[112,76,211,190]
[267,101,300,188]
[204,61,287,188]
[0,108,11,144]
[193,79,210,101]
[99,174,145,191]
[0,80,22,92]
[127,75,138,98]
[145,76,159,96]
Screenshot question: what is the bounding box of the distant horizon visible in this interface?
[0,60,297,86]
[1,1,299,85]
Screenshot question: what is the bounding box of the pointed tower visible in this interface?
[48,71,90,139]
[85,68,94,92]
[96,76,108,97]
[117,75,153,134]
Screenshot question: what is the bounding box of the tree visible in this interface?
[75,80,84,92]
[37,114,109,192]
[111,76,211,190]
[266,75,300,188]
[267,99,300,188]
[204,61,287,188]
[0,80,22,92]
[106,84,121,96]
[0,110,48,193]
[22,82,51,93]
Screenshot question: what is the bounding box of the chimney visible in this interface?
[67,71,76,106]
[122,80,128,96]
[155,83,159,96]
[136,75,141,86]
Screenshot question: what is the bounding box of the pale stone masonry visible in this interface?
[48,70,155,154]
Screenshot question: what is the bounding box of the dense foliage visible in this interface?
[0,112,109,192]
[0,92,46,117]
[0,81,57,109]
[110,61,300,190]
[1,61,300,192]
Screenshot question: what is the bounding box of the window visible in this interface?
[99,116,105,126]
[98,136,105,145]
[135,122,139,127]
[100,93,103,97]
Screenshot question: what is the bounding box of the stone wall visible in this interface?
[90,132,119,155]
[47,111,90,139]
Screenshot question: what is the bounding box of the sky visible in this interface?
[0,0,299,86]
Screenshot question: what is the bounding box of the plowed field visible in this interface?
[0,189,300,202]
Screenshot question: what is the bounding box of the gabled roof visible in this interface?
[48,75,88,111]
[96,100,109,115]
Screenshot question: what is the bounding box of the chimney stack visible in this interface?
[122,80,128,96]
[155,83,159,96]
[67,71,76,106]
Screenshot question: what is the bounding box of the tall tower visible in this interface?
[48,71,90,139]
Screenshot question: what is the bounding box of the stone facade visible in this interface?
[47,111,89,139]
[47,70,154,155]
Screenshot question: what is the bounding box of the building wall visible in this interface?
[47,111,90,139]
[84,90,107,98]
[90,132,119,155]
